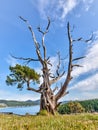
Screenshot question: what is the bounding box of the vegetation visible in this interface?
[6,17,92,115]
[0,114,98,130]
[6,64,40,90]
[58,101,85,114]
[58,99,98,114]
[0,100,40,107]
[79,99,98,112]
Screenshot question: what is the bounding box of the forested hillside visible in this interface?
[58,99,98,114]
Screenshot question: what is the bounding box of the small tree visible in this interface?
[6,17,92,115]
[6,64,40,91]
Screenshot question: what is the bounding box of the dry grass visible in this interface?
[0,113,98,130]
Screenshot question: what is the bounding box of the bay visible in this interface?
[0,105,40,115]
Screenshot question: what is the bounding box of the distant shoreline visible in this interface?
[0,99,40,107]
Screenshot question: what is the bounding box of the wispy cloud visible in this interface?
[57,0,77,20]
[70,32,98,92]
[82,0,94,11]
[72,40,98,77]
[30,0,94,22]
[70,73,98,91]
[30,0,78,21]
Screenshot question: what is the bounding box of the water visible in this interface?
[0,105,40,115]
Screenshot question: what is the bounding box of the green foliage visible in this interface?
[58,99,98,114]
[58,101,85,114]
[58,103,70,114]
[37,110,49,116]
[6,64,40,90]
[68,101,85,113]
[79,99,98,112]
[37,110,59,116]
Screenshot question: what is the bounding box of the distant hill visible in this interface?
[58,99,98,114]
[0,99,40,107]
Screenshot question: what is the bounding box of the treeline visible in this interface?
[0,100,40,107]
[58,99,98,114]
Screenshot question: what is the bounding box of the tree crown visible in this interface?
[6,64,40,90]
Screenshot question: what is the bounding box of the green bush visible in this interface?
[37,110,49,116]
[58,101,85,114]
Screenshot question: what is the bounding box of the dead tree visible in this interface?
[9,17,92,115]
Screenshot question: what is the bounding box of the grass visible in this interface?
[0,113,98,130]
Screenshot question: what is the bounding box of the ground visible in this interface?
[0,113,98,130]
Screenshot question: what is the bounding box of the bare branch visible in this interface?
[42,34,46,59]
[55,102,62,109]
[61,91,69,97]
[49,71,65,85]
[27,81,41,93]
[55,22,86,101]
[10,54,39,64]
[47,61,52,66]
[56,52,61,76]
[46,17,51,32]
[49,75,55,79]
[55,22,73,101]
[19,16,27,23]
[37,18,51,60]
[49,51,66,85]
[53,86,58,93]
[37,26,44,34]
[72,56,85,62]
[19,16,44,65]
[73,37,83,42]
[42,17,51,59]
[73,33,93,43]
[72,64,83,67]
[85,33,93,42]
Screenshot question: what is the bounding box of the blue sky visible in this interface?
[0,0,98,101]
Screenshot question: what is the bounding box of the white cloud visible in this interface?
[0,89,40,101]
[49,56,58,73]
[67,91,98,101]
[30,0,94,22]
[70,32,98,92]
[35,34,98,94]
[69,73,98,91]
[72,41,98,77]
[82,0,94,11]
[81,91,98,100]
[30,0,78,21]
[58,0,77,20]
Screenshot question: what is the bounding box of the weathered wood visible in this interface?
[12,17,90,115]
